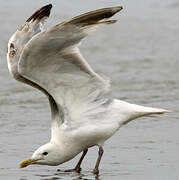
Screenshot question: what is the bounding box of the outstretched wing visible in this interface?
[7,4,52,81]
[18,6,123,124]
[7,4,62,123]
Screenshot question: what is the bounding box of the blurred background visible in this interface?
[0,0,178,180]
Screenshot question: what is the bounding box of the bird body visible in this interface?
[7,4,169,174]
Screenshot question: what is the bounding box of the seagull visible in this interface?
[7,4,169,175]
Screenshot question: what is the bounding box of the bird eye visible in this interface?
[42,152,48,156]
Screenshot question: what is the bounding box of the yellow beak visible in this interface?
[19,158,36,168]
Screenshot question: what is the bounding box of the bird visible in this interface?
[6,4,169,175]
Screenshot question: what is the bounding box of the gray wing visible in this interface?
[7,4,52,85]
[18,6,122,125]
[7,4,62,123]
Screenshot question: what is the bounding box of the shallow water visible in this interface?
[0,0,179,179]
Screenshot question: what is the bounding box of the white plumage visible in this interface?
[6,4,169,174]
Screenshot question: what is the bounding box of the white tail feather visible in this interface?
[113,99,170,126]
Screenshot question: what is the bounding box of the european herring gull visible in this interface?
[6,4,169,175]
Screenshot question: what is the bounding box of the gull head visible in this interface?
[20,142,63,168]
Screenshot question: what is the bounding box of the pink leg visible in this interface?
[93,147,104,175]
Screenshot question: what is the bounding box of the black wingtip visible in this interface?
[106,6,123,16]
[26,4,53,22]
[118,6,123,10]
[61,6,123,26]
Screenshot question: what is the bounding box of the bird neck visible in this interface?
[50,124,83,164]
[49,138,81,164]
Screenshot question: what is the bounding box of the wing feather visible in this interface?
[18,7,122,124]
[7,4,63,124]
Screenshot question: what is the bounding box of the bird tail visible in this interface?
[113,99,170,126]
